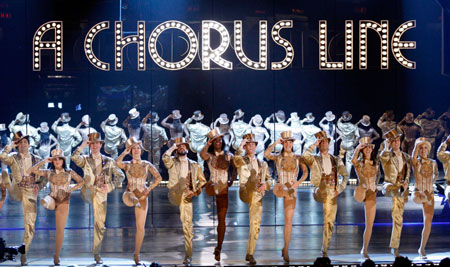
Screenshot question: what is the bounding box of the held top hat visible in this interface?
[325,111,335,122]
[125,137,142,150]
[107,114,118,125]
[172,110,182,120]
[414,137,431,152]
[173,137,190,149]
[275,110,286,121]
[234,109,244,119]
[129,108,140,120]
[361,115,371,127]
[150,112,159,123]
[208,128,224,142]
[304,112,315,123]
[15,112,27,124]
[12,131,29,144]
[314,131,330,142]
[81,114,91,125]
[280,130,295,141]
[88,132,104,144]
[217,113,229,125]
[50,148,65,159]
[359,136,375,149]
[242,133,258,145]
[405,113,414,123]
[384,128,402,141]
[39,122,49,133]
[341,111,352,122]
[192,110,204,121]
[61,112,71,123]
[252,114,263,126]
[0,123,7,131]
[290,112,300,121]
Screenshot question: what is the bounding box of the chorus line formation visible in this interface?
[0,107,449,265]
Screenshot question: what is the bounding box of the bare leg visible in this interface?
[134,197,148,256]
[55,202,69,259]
[362,192,376,256]
[419,200,434,255]
[283,197,296,260]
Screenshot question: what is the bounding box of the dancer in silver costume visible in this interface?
[123,108,142,141]
[249,114,270,161]
[184,110,210,168]
[211,113,231,150]
[100,114,127,159]
[230,109,251,151]
[51,113,82,169]
[319,111,336,155]
[286,112,304,155]
[299,113,321,153]
[36,122,57,169]
[161,110,185,147]
[76,115,97,155]
[9,112,40,150]
[264,110,290,153]
[337,111,360,175]
[141,112,168,171]
[357,115,380,141]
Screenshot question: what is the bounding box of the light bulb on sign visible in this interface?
[115,21,146,71]
[32,21,63,71]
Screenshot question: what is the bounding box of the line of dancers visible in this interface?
[0,107,449,266]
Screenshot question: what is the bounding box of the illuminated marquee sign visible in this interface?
[32,19,416,71]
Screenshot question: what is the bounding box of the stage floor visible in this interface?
[1,186,449,266]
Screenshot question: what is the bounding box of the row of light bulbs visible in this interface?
[33,20,416,71]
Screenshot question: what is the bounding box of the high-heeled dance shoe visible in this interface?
[134,253,141,265]
[391,248,400,257]
[53,254,60,266]
[20,254,27,266]
[281,247,290,263]
[245,254,256,265]
[214,247,221,261]
[94,254,103,264]
[418,249,427,259]
[360,249,370,260]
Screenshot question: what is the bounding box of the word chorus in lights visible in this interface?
[32,19,416,71]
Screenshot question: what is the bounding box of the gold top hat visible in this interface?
[281,130,295,141]
[414,137,431,151]
[50,149,65,159]
[88,132,104,143]
[12,131,29,143]
[125,137,142,149]
[384,128,402,140]
[174,137,189,148]
[359,137,375,148]
[208,128,224,141]
[242,133,258,144]
[314,131,328,141]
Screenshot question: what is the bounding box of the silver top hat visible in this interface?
[61,113,71,123]
[234,109,244,119]
[0,124,6,131]
[151,112,159,123]
[172,110,182,120]
[290,112,300,121]
[15,112,26,124]
[304,112,315,123]
[325,111,335,121]
[252,114,263,126]
[129,108,140,120]
[217,113,229,124]
[192,110,204,121]
[107,114,118,125]
[341,111,352,122]
[82,114,91,125]
[39,122,49,133]
[275,110,286,121]
[361,115,371,127]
